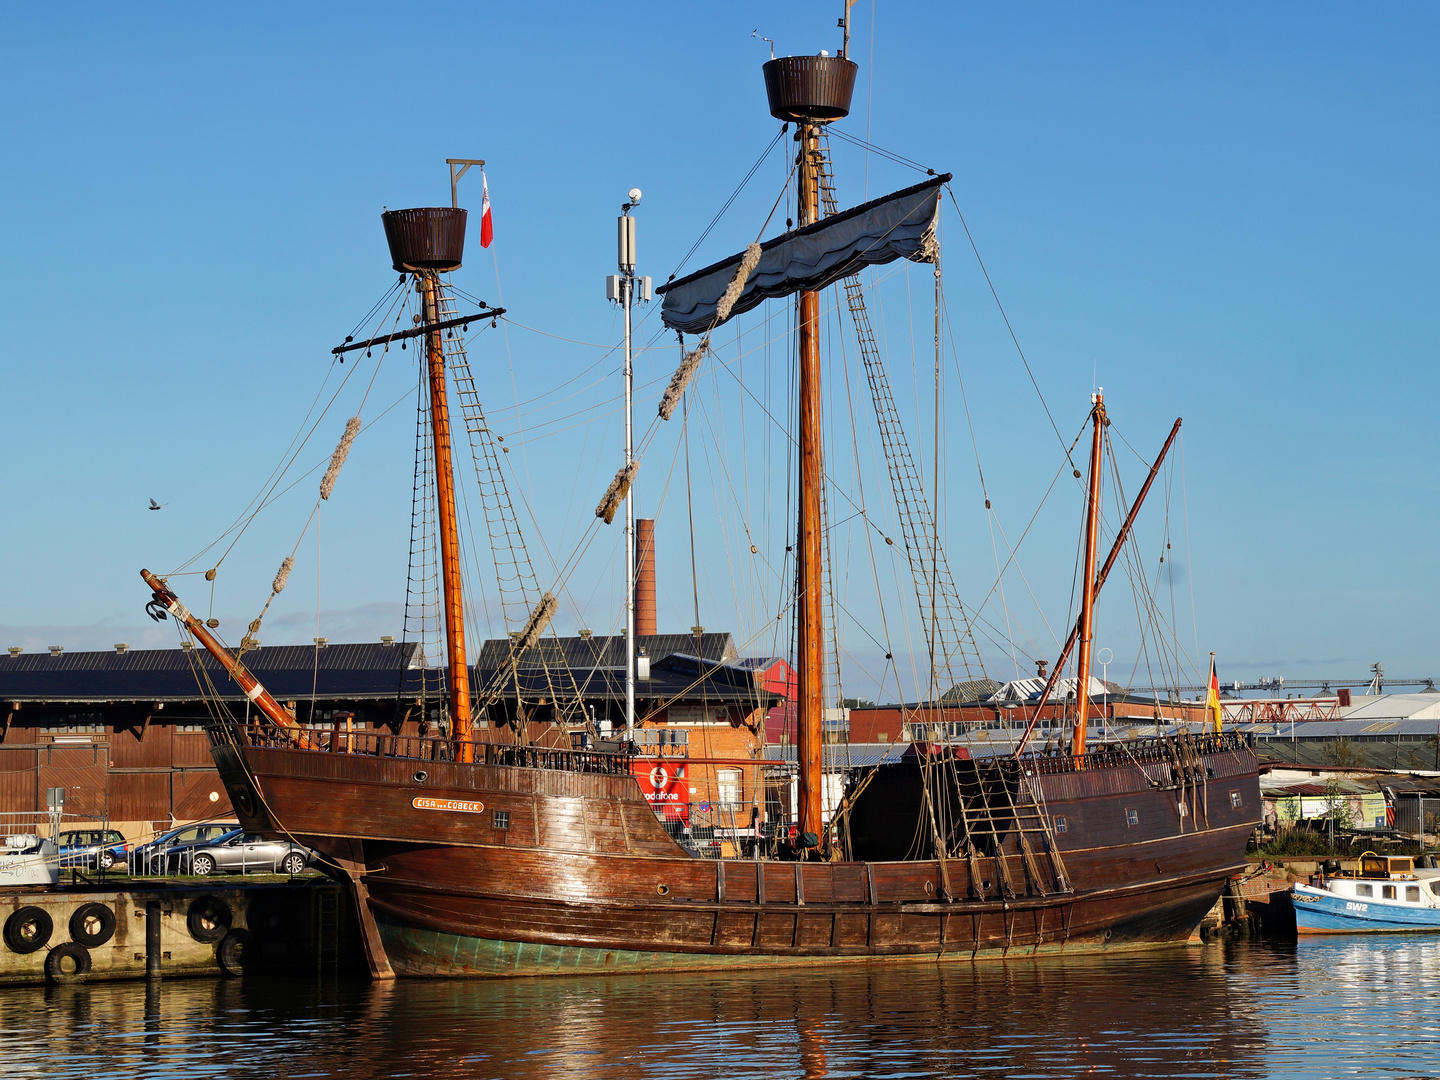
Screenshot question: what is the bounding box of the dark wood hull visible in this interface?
[210,732,1260,977]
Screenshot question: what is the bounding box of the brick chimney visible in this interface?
[635,518,657,637]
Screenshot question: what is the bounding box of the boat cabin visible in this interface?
[1356,854,1415,879]
[1314,853,1440,907]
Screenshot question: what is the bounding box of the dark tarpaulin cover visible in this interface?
[658,175,949,336]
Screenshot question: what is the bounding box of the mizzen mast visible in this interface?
[1071,390,1107,757]
[763,49,857,848]
[381,204,474,755]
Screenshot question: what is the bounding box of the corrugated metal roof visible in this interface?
[474,633,737,671]
[763,742,1030,766]
[1262,780,1372,797]
[1342,694,1440,723]
[0,642,421,674]
[728,657,786,672]
[986,676,1119,703]
[940,678,1003,703]
[474,651,778,707]
[763,743,909,767]
[1240,718,1440,738]
[0,642,427,703]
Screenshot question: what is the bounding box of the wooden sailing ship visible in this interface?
[139,31,1260,978]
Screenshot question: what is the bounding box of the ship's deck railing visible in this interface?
[1020,730,1254,775]
[209,722,634,777]
[210,720,1251,781]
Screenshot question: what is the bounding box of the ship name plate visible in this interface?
[412,797,486,814]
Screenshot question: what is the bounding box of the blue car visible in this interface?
[56,829,130,870]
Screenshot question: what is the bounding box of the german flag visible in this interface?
[1205,653,1223,734]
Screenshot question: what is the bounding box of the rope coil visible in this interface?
[514,592,558,652]
[715,241,762,324]
[271,555,294,595]
[658,345,705,421]
[320,417,362,500]
[658,242,762,423]
[595,460,639,524]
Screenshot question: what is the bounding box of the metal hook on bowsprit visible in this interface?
[145,599,169,623]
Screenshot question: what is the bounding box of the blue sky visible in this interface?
[1,3,1437,700]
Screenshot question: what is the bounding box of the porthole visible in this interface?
[656,884,670,896]
[412,770,428,784]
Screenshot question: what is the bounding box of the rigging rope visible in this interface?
[944,186,1077,473]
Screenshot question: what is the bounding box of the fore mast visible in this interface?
[762,48,857,849]
[381,198,475,757]
[141,178,489,756]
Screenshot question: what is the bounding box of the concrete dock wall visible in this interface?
[0,883,350,985]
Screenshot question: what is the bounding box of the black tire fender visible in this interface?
[216,928,253,976]
[69,902,117,947]
[4,906,53,954]
[44,942,92,983]
[186,896,232,943]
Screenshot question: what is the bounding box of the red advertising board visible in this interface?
[633,760,688,822]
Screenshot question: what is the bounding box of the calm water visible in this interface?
[3,940,1439,1079]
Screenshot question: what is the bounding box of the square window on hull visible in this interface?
[492,810,510,830]
[1229,790,1242,808]
[1125,809,1139,827]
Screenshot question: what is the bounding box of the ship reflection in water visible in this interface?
[6,941,1440,1078]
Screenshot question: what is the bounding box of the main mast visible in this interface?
[762,48,857,849]
[795,122,826,844]
[381,201,475,756]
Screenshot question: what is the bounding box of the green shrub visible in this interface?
[1256,830,1341,857]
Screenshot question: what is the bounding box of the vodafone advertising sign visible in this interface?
[633,761,688,822]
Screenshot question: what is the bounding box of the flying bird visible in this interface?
[148,499,165,511]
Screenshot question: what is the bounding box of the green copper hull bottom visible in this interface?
[372,911,1186,979]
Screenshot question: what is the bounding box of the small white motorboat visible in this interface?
[1292,852,1440,933]
[0,834,60,887]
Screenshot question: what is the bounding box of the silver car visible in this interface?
[189,832,312,876]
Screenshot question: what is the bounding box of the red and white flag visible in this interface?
[479,171,493,248]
